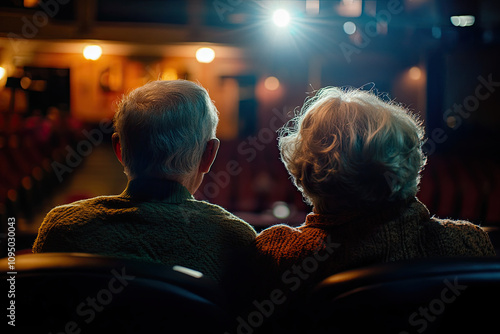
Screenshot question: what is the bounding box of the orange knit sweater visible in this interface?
[255,198,495,295]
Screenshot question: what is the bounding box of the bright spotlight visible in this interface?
[273,9,290,27]
[450,15,475,27]
[83,45,102,61]
[343,21,356,35]
[196,47,215,63]
[0,67,5,80]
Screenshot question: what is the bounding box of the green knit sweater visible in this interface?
[255,198,496,293]
[33,178,257,283]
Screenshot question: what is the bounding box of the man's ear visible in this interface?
[199,138,220,174]
[112,133,123,164]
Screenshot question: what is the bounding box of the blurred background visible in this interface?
[0,0,499,254]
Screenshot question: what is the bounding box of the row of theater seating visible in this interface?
[2,252,499,333]
[196,138,310,215]
[419,154,500,224]
[0,112,82,233]
[2,110,499,235]
[200,138,500,226]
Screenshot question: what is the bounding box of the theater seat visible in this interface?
[304,257,500,334]
[0,253,232,334]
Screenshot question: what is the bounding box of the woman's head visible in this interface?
[113,80,219,179]
[278,87,426,213]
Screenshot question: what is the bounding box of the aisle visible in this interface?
[22,144,127,234]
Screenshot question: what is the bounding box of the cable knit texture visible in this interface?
[255,198,496,293]
[33,178,257,283]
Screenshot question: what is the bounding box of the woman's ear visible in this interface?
[111,133,123,164]
[199,138,220,174]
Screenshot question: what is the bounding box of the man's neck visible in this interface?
[128,171,201,195]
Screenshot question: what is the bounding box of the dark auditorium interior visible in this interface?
[1,0,500,333]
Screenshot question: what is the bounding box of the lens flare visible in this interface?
[273,9,290,27]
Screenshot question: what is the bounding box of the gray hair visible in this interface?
[113,80,219,178]
[279,87,426,212]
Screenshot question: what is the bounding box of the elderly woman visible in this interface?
[256,87,495,292]
[33,80,256,283]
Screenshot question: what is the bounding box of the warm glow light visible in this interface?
[20,77,32,89]
[22,176,32,190]
[196,47,215,63]
[264,76,280,91]
[273,9,290,27]
[450,15,475,27]
[336,0,362,17]
[83,45,102,60]
[306,0,320,15]
[7,189,17,202]
[343,21,357,35]
[23,0,38,8]
[446,116,457,128]
[161,68,178,81]
[409,66,422,80]
[0,67,5,80]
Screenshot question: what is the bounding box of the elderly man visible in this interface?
[33,80,257,283]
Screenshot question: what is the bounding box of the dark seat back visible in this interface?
[306,257,500,334]
[1,253,232,333]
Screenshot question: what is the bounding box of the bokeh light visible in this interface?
[20,77,32,89]
[272,202,291,219]
[196,47,215,63]
[343,21,357,35]
[450,15,475,27]
[306,0,320,15]
[264,76,280,91]
[83,45,102,61]
[409,66,422,80]
[23,0,38,8]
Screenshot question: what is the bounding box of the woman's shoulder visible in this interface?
[258,223,302,237]
[257,223,315,241]
[256,223,327,253]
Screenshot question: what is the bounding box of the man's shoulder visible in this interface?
[33,194,134,253]
[184,198,242,221]
[422,216,495,256]
[424,216,486,235]
[182,199,257,236]
[44,195,128,223]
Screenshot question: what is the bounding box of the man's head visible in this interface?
[112,80,219,190]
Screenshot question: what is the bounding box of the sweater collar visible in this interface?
[121,177,193,203]
[305,197,430,228]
